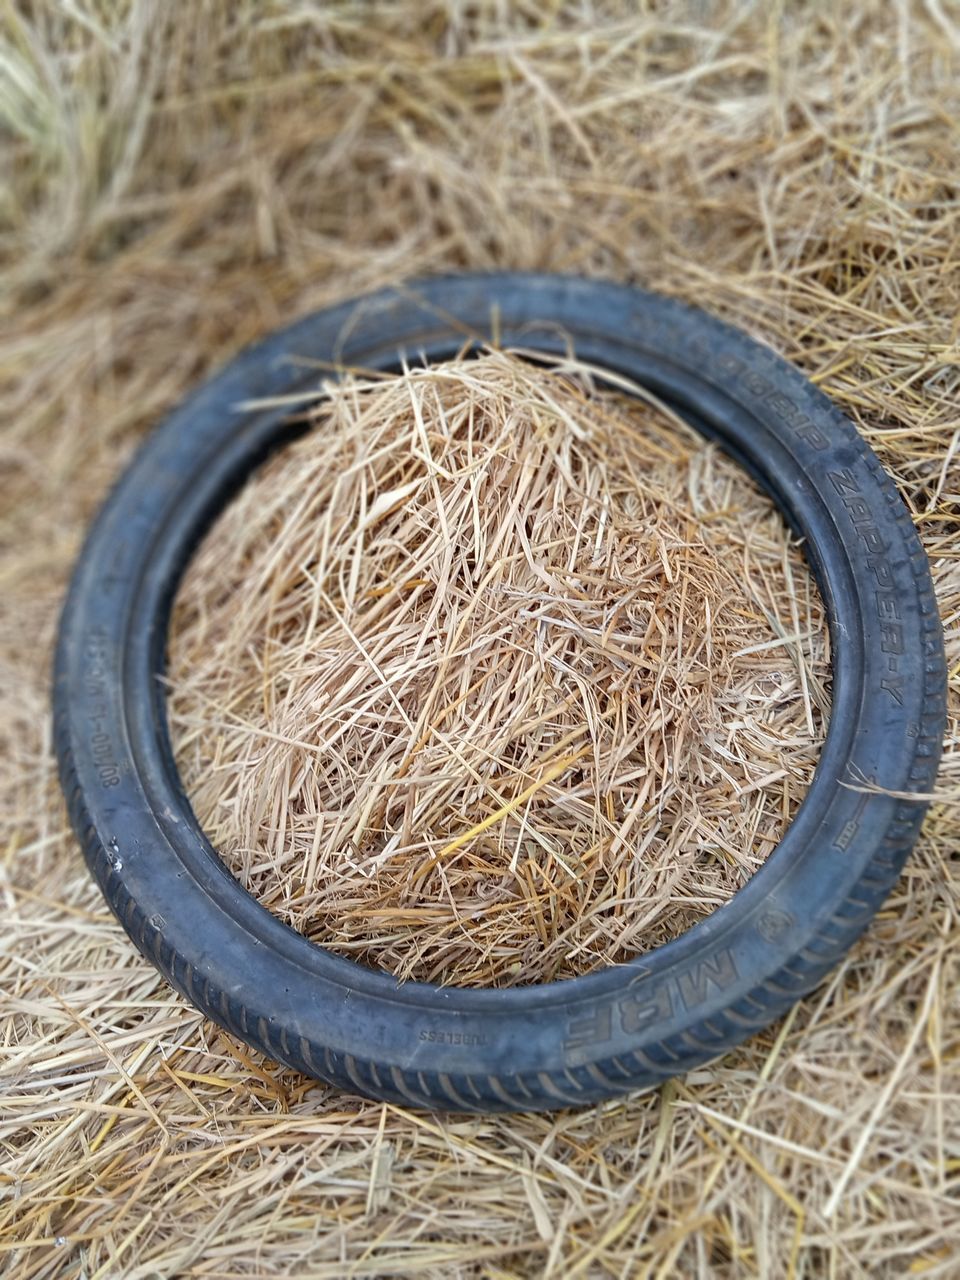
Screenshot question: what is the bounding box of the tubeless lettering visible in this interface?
[827,470,905,706]
[83,627,121,787]
[680,341,910,714]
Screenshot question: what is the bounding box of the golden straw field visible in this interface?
[2,4,959,1276]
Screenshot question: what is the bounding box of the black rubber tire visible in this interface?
[54,274,946,1113]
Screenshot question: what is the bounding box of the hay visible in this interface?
[168,351,828,987]
[2,2,958,1276]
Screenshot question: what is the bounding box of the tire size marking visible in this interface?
[418,1029,489,1047]
[563,947,738,1058]
[827,468,905,706]
[83,626,121,788]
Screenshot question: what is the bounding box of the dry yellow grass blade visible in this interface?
[2,2,958,1277]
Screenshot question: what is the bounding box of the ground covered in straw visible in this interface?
[2,3,958,1277]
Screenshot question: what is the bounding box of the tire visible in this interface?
[54,274,946,1112]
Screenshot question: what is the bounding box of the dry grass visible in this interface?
[168,351,828,987]
[2,2,959,1277]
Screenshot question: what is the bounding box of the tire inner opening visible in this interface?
[166,349,831,987]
